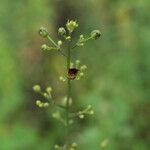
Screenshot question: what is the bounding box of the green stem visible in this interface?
[47,35,66,57]
[66,39,71,149]
[47,35,58,47]
[72,36,93,49]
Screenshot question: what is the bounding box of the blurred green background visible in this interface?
[0,0,150,150]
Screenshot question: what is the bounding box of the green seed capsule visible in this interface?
[91,30,101,39]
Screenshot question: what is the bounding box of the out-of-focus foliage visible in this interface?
[0,0,149,150]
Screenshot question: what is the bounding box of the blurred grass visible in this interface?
[0,0,150,150]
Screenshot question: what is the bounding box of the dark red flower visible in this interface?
[68,68,79,80]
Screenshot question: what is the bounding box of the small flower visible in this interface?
[36,100,49,108]
[68,68,79,80]
[91,30,101,39]
[36,100,43,107]
[43,102,49,107]
[79,114,84,119]
[79,72,84,77]
[39,27,49,38]
[46,86,52,93]
[72,142,77,147]
[58,27,66,36]
[100,139,109,148]
[89,110,94,115]
[66,20,78,33]
[36,100,41,106]
[79,35,84,40]
[59,76,66,82]
[41,44,50,51]
[75,60,80,68]
[57,40,63,46]
[52,111,61,119]
[54,144,59,149]
[76,35,85,46]
[80,65,87,71]
[33,85,41,93]
[43,92,49,99]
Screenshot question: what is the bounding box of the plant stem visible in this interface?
[66,40,71,149]
[47,35,58,47]
[47,35,66,57]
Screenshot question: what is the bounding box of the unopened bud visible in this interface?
[89,110,94,115]
[57,40,62,46]
[43,102,49,107]
[80,65,87,71]
[41,44,50,51]
[79,114,84,119]
[46,87,52,93]
[43,93,49,99]
[39,27,49,38]
[91,30,101,39]
[33,85,41,93]
[58,27,66,36]
[54,145,59,149]
[72,142,77,147]
[52,111,61,119]
[59,76,66,82]
[36,100,41,106]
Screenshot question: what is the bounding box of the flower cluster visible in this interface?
[32,85,52,108]
[33,19,101,149]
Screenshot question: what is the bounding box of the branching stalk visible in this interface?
[66,39,71,149]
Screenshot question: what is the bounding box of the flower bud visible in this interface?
[80,35,84,39]
[79,114,84,119]
[100,139,109,148]
[72,142,77,147]
[80,65,87,71]
[59,76,66,82]
[66,20,78,33]
[52,111,61,119]
[38,103,44,107]
[58,27,66,36]
[46,86,52,93]
[89,110,94,115]
[43,93,49,99]
[36,100,41,106]
[33,85,41,93]
[79,72,84,77]
[91,30,101,39]
[57,40,62,46]
[38,27,49,38]
[41,44,50,51]
[54,145,59,149]
[36,100,43,107]
[75,60,80,68]
[43,102,49,107]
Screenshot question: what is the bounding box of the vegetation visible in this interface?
[0,0,149,150]
[33,20,100,149]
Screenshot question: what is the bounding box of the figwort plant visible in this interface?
[33,20,101,150]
